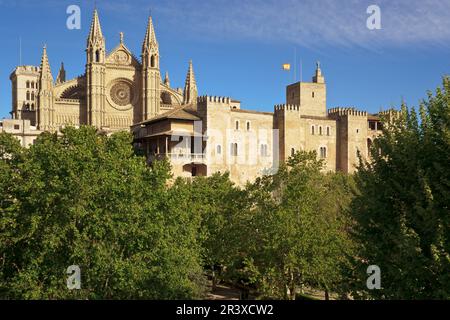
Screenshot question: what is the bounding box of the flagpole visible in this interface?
[294,47,297,82]
[300,58,303,82]
[19,37,22,66]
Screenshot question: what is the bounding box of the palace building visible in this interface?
[8,9,386,185]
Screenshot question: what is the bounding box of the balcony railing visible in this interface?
[149,153,206,164]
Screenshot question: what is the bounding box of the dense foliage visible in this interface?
[0,127,204,299]
[349,77,450,299]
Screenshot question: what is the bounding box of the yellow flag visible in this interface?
[282,63,291,71]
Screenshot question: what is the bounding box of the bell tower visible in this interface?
[286,61,327,117]
[86,9,106,128]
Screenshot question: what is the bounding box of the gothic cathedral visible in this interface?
[10,10,197,132]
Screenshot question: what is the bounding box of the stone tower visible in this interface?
[37,45,54,131]
[183,60,198,105]
[86,9,106,128]
[286,62,327,117]
[141,16,161,120]
[9,66,40,124]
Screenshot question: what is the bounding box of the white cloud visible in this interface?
[152,0,450,48]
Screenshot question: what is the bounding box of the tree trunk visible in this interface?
[289,271,296,300]
[211,265,217,292]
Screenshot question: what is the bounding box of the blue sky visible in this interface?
[0,0,449,118]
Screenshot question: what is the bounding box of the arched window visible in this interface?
[31,92,35,101]
[367,138,373,156]
[26,91,30,100]
[319,126,323,135]
[230,143,238,156]
[247,121,251,131]
[235,121,240,130]
[151,55,156,68]
[312,92,315,98]
[217,145,222,155]
[31,103,35,110]
[95,50,100,63]
[291,148,295,157]
[261,144,268,157]
[320,147,327,158]
[327,127,330,136]
[31,82,35,89]
[311,126,315,135]
[26,81,30,88]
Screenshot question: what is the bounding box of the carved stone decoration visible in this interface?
[106,79,137,111]
[110,82,133,106]
[113,49,130,65]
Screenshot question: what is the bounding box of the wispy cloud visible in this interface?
[151,0,450,49]
[4,0,449,49]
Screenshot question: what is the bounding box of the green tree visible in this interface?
[350,77,450,299]
[0,127,205,299]
[236,151,354,300]
[171,173,247,291]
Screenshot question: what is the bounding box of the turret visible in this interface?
[164,72,170,87]
[86,9,106,64]
[141,15,161,120]
[85,9,106,128]
[37,45,55,131]
[56,62,66,85]
[141,16,159,69]
[313,61,325,84]
[183,60,198,105]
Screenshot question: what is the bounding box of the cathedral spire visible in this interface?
[142,15,158,53]
[164,71,170,87]
[56,62,66,85]
[38,45,55,131]
[40,45,53,82]
[87,9,104,47]
[183,60,198,105]
[86,9,105,64]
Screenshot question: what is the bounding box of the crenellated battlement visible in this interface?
[274,104,300,112]
[378,109,400,116]
[15,65,40,73]
[197,95,231,104]
[328,107,367,117]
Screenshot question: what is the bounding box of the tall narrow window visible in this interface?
[26,81,30,88]
[319,126,323,135]
[31,92,35,101]
[291,148,295,157]
[26,91,30,100]
[320,147,327,159]
[312,92,315,98]
[231,143,238,156]
[311,126,315,135]
[235,121,240,130]
[95,50,100,63]
[151,55,156,68]
[217,145,222,155]
[327,127,330,136]
[247,121,251,131]
[261,144,268,157]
